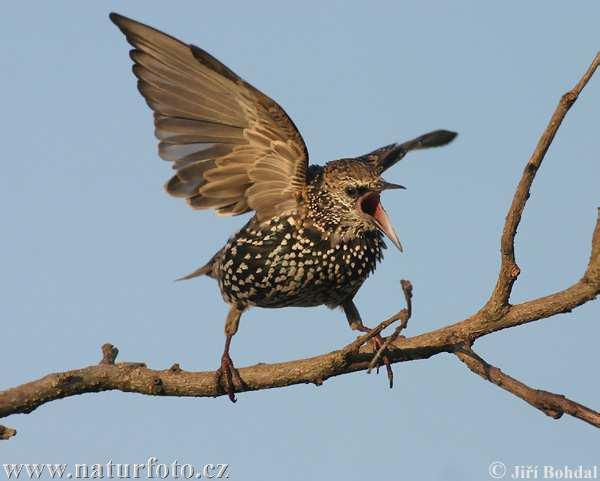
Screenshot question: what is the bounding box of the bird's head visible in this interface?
[307,159,404,250]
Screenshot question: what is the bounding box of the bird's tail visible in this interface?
[175,249,222,281]
[175,262,214,281]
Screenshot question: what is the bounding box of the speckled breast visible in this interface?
[215,215,386,309]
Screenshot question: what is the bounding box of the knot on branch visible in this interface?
[169,363,182,373]
[560,91,578,107]
[534,391,566,420]
[151,377,165,395]
[100,343,119,365]
[56,374,83,388]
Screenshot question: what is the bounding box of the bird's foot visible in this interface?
[368,334,394,389]
[214,352,245,403]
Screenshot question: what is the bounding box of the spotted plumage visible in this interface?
[215,213,385,309]
[110,13,457,401]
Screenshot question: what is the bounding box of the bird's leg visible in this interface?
[215,306,245,402]
[342,299,394,388]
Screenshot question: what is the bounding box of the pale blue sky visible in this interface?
[2,1,599,479]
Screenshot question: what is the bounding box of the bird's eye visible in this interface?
[345,186,359,197]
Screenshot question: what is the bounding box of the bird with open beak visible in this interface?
[110,12,457,401]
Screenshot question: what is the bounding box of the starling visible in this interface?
[110,13,457,401]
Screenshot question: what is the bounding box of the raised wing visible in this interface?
[110,13,309,220]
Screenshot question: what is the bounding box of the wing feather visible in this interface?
[110,13,308,221]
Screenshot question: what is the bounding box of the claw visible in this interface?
[215,352,243,402]
[369,334,394,388]
[342,300,394,389]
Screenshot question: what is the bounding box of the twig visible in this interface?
[482,52,600,318]
[100,343,119,365]
[456,348,600,428]
[341,282,412,358]
[584,207,600,285]
[368,280,413,372]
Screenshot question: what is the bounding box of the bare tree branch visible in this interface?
[456,348,600,428]
[482,52,600,318]
[0,211,597,436]
[1,53,599,440]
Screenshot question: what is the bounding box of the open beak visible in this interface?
[359,192,403,252]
